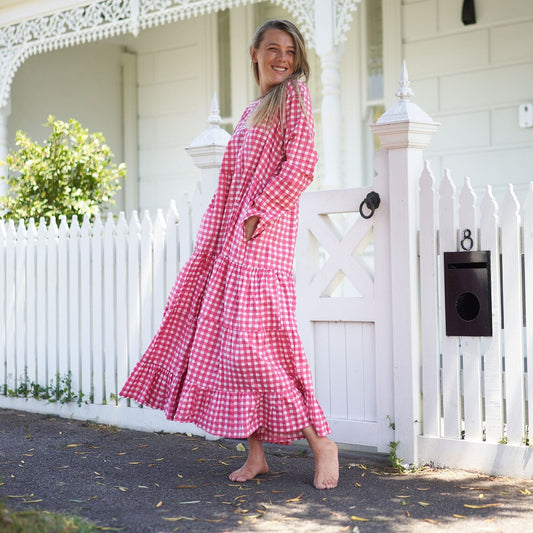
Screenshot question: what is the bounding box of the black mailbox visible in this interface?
[443,251,492,337]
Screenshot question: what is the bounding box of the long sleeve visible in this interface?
[245,81,318,238]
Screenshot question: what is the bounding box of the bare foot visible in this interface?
[313,438,339,489]
[229,457,269,482]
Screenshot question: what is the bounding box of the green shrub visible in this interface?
[0,115,126,221]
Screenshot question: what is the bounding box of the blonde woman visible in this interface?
[121,19,339,490]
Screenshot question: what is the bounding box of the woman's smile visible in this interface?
[251,28,295,95]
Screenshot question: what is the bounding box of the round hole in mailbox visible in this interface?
[456,292,480,321]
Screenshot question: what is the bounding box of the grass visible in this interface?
[0,501,102,533]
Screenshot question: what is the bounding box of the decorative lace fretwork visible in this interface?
[0,0,360,108]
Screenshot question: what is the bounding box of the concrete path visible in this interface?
[1,408,532,532]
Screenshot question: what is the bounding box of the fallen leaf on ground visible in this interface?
[176,485,198,489]
[156,501,163,508]
[424,519,438,524]
[285,493,303,503]
[115,486,128,492]
[464,503,503,509]
[520,489,531,495]
[179,500,201,505]
[351,515,370,522]
[66,444,83,448]
[418,502,431,506]
[162,516,196,522]
[453,514,466,518]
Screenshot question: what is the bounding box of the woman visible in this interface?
[120,19,339,490]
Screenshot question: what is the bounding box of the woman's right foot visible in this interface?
[229,458,269,482]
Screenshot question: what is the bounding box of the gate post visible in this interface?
[186,93,230,201]
[371,62,439,464]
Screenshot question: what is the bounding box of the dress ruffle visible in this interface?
[120,250,331,445]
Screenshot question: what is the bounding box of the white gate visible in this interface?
[295,172,394,453]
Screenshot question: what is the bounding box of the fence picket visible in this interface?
[501,186,526,445]
[36,220,47,387]
[459,178,483,441]
[47,218,59,392]
[179,194,192,264]
[127,211,141,383]
[25,219,37,388]
[103,214,116,403]
[439,170,462,438]
[140,211,153,353]
[80,215,92,401]
[480,186,504,442]
[5,221,16,392]
[115,213,128,404]
[165,200,179,294]
[524,184,533,441]
[91,215,104,404]
[57,217,69,384]
[0,221,5,390]
[419,162,440,437]
[15,221,27,391]
[69,216,81,396]
[152,209,166,328]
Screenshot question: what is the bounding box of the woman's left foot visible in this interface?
[313,438,339,489]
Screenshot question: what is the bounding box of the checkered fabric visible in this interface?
[120,81,331,445]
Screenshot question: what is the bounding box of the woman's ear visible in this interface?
[250,46,258,63]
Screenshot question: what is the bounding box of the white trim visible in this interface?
[418,436,533,480]
[0,0,361,108]
[0,395,212,437]
[121,50,139,214]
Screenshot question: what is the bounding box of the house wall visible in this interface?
[117,16,217,212]
[402,0,533,202]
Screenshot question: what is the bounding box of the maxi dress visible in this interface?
[120,80,331,445]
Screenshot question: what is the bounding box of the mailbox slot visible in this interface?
[444,251,492,337]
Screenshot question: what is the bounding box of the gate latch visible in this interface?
[359,191,381,219]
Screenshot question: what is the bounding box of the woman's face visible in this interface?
[251,28,295,96]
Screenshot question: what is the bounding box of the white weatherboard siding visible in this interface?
[402,0,533,202]
[131,16,216,212]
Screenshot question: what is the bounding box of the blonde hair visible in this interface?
[248,20,310,128]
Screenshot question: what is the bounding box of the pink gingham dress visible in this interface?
[120,80,331,444]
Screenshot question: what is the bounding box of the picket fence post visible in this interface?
[186,93,230,204]
[370,62,439,464]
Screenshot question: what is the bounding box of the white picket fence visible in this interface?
[418,164,533,473]
[0,200,190,406]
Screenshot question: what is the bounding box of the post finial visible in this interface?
[395,60,414,101]
[207,93,221,128]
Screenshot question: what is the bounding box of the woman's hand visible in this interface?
[244,216,260,241]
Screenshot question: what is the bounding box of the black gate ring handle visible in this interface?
[359,191,381,219]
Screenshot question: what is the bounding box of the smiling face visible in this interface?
[251,28,296,96]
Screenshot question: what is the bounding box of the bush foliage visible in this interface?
[0,115,126,221]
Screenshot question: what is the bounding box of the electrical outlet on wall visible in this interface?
[518,103,533,128]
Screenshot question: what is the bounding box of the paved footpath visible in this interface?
[1,408,532,532]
